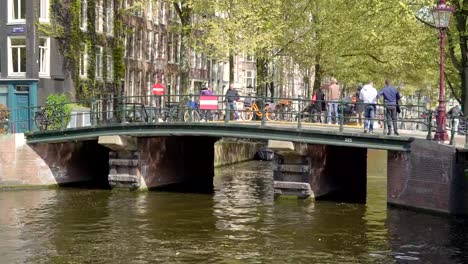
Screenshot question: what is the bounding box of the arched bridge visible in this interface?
[25,121,415,151]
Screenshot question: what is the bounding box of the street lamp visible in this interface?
[432,0,454,141]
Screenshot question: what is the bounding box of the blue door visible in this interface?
[15,94,30,133]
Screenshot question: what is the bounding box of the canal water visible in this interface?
[0,151,467,263]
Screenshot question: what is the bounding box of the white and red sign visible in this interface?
[152,83,164,96]
[199,95,218,110]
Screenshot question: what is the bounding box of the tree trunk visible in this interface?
[229,52,234,85]
[175,2,191,95]
[313,63,321,92]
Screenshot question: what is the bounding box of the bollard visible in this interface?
[188,94,193,123]
[465,116,468,149]
[297,98,302,130]
[339,100,344,132]
[426,110,433,140]
[449,117,455,146]
[225,100,230,124]
[261,96,266,127]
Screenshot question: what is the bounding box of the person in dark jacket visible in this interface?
[225,83,240,120]
[378,80,401,136]
[314,88,326,123]
[448,105,464,134]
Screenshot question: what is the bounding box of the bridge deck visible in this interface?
[23,120,453,151]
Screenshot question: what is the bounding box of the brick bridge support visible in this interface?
[271,141,367,203]
[388,139,468,215]
[98,136,217,192]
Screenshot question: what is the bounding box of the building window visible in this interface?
[146,1,153,20]
[96,0,104,33]
[160,1,165,24]
[191,50,196,68]
[39,37,50,77]
[146,72,151,98]
[175,34,180,64]
[39,0,49,22]
[246,54,255,62]
[246,70,256,88]
[96,46,103,79]
[168,33,173,63]
[159,34,165,58]
[153,32,159,61]
[8,0,26,23]
[79,43,87,78]
[105,0,113,35]
[128,69,134,98]
[136,71,142,98]
[80,0,87,30]
[8,37,26,76]
[128,27,134,58]
[137,29,142,59]
[106,51,113,81]
[146,31,152,62]
[196,53,202,69]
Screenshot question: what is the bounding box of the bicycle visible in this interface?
[183,100,201,122]
[243,100,275,121]
[34,107,51,131]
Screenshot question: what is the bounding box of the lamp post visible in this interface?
[432,0,454,141]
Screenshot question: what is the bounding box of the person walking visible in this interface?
[225,83,240,120]
[313,88,326,123]
[448,105,463,134]
[200,85,213,121]
[378,80,401,136]
[323,78,341,124]
[359,81,378,134]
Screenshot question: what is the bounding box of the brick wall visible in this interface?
[0,134,109,187]
[387,139,468,215]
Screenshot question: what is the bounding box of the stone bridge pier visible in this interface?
[270,141,367,203]
[98,136,217,192]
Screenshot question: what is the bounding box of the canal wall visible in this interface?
[387,139,468,216]
[0,134,110,187]
[214,139,264,167]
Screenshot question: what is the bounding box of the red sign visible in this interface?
[152,83,164,96]
[199,95,218,110]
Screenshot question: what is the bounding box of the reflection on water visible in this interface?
[0,157,467,263]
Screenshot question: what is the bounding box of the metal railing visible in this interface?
[0,94,464,147]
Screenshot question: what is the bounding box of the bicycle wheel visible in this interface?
[184,110,201,122]
[243,107,254,121]
[265,106,276,121]
[34,111,47,131]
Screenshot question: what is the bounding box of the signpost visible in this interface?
[152,83,164,122]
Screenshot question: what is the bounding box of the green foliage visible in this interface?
[45,94,72,130]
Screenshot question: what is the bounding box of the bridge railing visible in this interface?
[3,94,463,146]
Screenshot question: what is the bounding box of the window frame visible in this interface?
[96,45,104,79]
[39,0,50,23]
[7,37,27,77]
[79,43,87,78]
[38,37,51,77]
[8,0,26,24]
[80,0,87,30]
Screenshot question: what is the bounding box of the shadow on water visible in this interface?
[386,207,468,263]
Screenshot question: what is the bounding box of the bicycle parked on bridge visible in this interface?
[243,100,276,121]
[34,107,52,131]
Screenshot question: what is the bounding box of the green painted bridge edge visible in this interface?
[24,123,414,151]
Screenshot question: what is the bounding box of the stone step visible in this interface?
[274,164,310,173]
[108,174,139,183]
[109,159,139,167]
[273,181,314,199]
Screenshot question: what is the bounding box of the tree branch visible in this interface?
[445,71,462,105]
[340,53,388,63]
[447,30,462,72]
